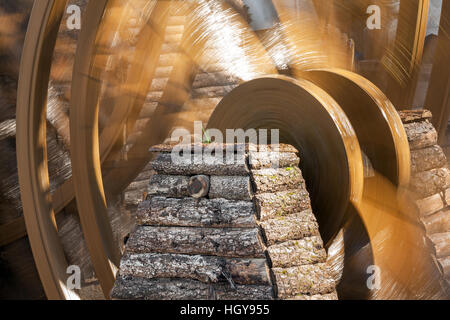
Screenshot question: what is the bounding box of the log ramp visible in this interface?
[111,144,337,300]
[401,110,450,287]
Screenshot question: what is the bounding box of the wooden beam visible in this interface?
[383,0,429,108]
[425,0,450,144]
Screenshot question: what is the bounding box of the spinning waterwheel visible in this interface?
[1,0,449,299]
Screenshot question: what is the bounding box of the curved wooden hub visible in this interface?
[207,75,364,245]
[301,69,411,188]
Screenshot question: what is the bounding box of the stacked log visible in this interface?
[400,110,450,288]
[111,144,337,300]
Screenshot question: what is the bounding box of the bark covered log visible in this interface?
[410,167,450,199]
[192,72,241,89]
[411,145,447,173]
[126,226,265,258]
[403,120,438,150]
[272,264,336,298]
[422,209,450,235]
[260,214,320,246]
[118,253,270,285]
[267,237,327,268]
[399,110,433,123]
[111,276,274,300]
[152,152,249,176]
[251,167,305,194]
[255,190,312,221]
[136,197,256,228]
[287,292,338,300]
[148,175,189,198]
[209,176,253,201]
[248,152,300,170]
[191,85,236,99]
[428,232,450,258]
[416,193,445,217]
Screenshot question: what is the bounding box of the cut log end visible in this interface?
[188,175,210,198]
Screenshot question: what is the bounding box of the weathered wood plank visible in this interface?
[111,276,274,300]
[260,214,320,246]
[152,152,249,176]
[267,237,327,268]
[118,253,270,285]
[410,167,450,199]
[209,176,253,201]
[126,226,265,258]
[273,264,336,298]
[411,145,447,173]
[147,175,189,198]
[422,209,450,235]
[403,120,438,150]
[136,197,256,228]
[252,167,305,194]
[248,152,300,170]
[255,190,312,221]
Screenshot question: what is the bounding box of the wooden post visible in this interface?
[425,0,450,144]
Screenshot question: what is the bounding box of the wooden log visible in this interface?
[410,167,450,199]
[126,226,265,258]
[118,253,270,285]
[124,189,147,208]
[136,197,256,228]
[251,167,305,194]
[150,77,169,91]
[411,145,447,173]
[399,110,433,123]
[255,190,312,221]
[272,264,336,298]
[149,143,297,154]
[147,175,189,198]
[287,292,338,300]
[248,152,300,170]
[260,214,320,246]
[428,232,450,259]
[192,72,240,89]
[165,25,185,35]
[267,237,327,268]
[111,276,274,300]
[422,209,450,235]
[152,153,249,176]
[191,85,236,99]
[209,176,253,201]
[188,175,210,198]
[403,120,438,150]
[416,193,445,217]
